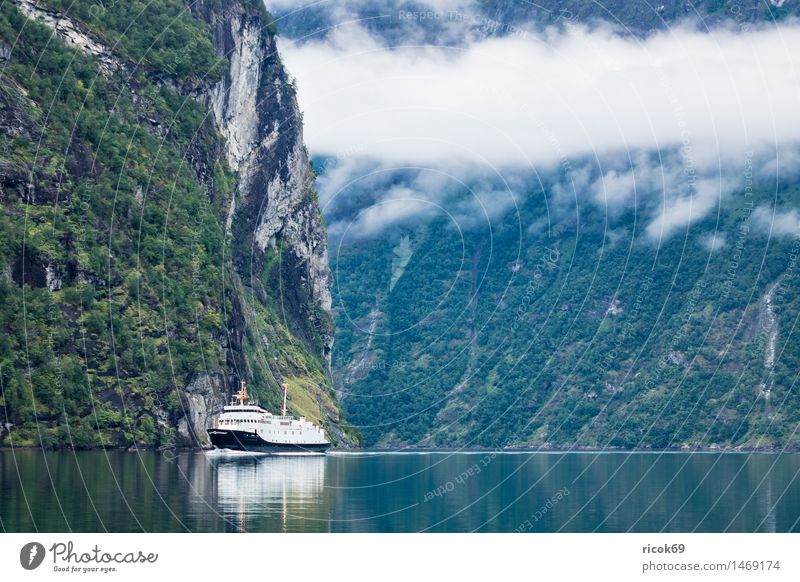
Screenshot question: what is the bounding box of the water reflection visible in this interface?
[206,453,328,532]
[760,469,777,533]
[1,450,799,532]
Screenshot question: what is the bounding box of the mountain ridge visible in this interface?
[0,0,356,448]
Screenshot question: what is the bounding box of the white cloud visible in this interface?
[589,152,673,211]
[274,16,800,241]
[699,232,727,252]
[751,205,800,238]
[279,22,800,169]
[593,168,636,207]
[333,187,436,239]
[645,176,741,241]
[582,151,748,240]
[321,163,521,240]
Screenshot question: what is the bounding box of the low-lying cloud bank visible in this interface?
[280,21,800,168]
[318,148,798,244]
[318,160,523,239]
[272,12,800,243]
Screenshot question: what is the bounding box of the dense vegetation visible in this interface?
[278,0,800,450]
[330,168,800,449]
[0,1,340,448]
[273,0,800,46]
[0,2,233,447]
[47,0,227,80]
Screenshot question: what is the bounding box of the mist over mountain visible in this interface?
[270,0,800,448]
[269,0,800,45]
[3,0,799,451]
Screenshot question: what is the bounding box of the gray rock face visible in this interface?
[196,1,333,351]
[207,17,264,174]
[13,0,122,76]
[45,262,62,291]
[177,373,224,447]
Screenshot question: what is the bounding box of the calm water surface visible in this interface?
[1,450,799,532]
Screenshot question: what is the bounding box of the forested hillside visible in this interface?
[330,165,800,449]
[270,0,800,449]
[0,0,352,448]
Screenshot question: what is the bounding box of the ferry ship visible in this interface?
[208,381,330,454]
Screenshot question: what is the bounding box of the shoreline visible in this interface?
[2,445,799,454]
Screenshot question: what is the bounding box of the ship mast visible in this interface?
[282,382,288,417]
[237,379,248,406]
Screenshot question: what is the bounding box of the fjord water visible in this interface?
[1,450,798,532]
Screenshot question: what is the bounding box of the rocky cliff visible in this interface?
[184,0,341,444]
[0,0,353,448]
[195,0,332,341]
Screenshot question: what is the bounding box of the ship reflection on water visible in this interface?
[206,453,329,532]
[2,450,799,532]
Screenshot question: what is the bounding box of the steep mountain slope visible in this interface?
[330,166,800,450]
[275,0,800,450]
[0,0,354,448]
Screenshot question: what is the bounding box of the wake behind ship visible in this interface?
[208,381,330,454]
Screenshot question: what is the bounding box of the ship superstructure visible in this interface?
[208,381,330,454]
